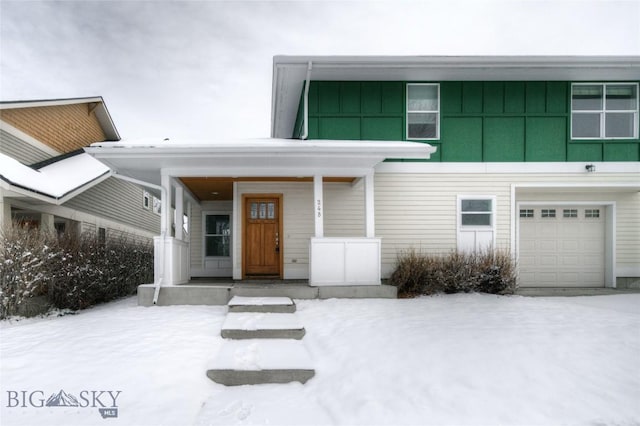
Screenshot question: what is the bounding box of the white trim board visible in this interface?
[376,162,640,174]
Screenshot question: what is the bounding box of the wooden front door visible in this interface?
[243,195,282,278]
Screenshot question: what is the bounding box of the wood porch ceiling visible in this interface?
[180,177,356,201]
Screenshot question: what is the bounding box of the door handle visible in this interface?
[275,232,280,253]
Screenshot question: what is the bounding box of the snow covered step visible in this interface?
[207,340,315,386]
[221,312,305,340]
[228,296,296,313]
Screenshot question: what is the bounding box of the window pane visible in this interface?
[206,215,229,235]
[461,199,492,212]
[250,203,258,219]
[572,113,601,138]
[605,112,635,138]
[408,113,437,138]
[572,85,603,110]
[408,85,438,111]
[519,209,534,218]
[563,209,577,218]
[606,84,637,110]
[461,213,491,226]
[267,202,275,219]
[206,236,230,257]
[541,209,556,218]
[259,203,267,219]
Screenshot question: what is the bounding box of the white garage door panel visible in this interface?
[519,206,605,287]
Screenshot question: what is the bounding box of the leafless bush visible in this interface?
[1,224,153,318]
[389,248,517,297]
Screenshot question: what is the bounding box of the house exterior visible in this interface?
[0,97,159,241]
[86,56,640,293]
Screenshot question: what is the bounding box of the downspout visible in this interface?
[300,61,312,140]
[111,172,166,305]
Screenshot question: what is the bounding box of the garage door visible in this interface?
[518,206,605,287]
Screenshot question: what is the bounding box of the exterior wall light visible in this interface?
[585,164,596,173]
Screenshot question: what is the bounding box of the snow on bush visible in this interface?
[0,224,153,318]
[389,248,517,297]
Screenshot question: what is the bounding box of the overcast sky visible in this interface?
[1,0,639,140]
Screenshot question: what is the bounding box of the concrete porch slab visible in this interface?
[228,296,296,313]
[221,313,306,340]
[207,340,315,386]
[137,283,398,306]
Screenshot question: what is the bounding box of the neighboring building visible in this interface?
[0,97,159,241]
[86,56,640,290]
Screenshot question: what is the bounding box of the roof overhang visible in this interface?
[85,138,436,185]
[271,55,640,138]
[0,96,120,140]
[0,151,112,205]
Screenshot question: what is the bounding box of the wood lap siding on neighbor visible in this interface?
[0,104,107,154]
[297,81,640,162]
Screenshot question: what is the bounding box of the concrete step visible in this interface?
[231,285,318,299]
[207,340,315,386]
[221,312,305,340]
[228,296,296,313]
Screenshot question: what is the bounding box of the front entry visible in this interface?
[243,195,283,278]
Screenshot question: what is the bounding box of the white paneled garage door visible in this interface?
[518,205,605,287]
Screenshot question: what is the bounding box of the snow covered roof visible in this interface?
[86,137,435,185]
[0,96,120,141]
[271,55,640,138]
[0,151,111,203]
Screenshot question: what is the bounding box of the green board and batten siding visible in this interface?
[293,81,640,162]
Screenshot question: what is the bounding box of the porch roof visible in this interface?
[85,138,435,185]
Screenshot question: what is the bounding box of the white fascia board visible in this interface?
[0,97,104,110]
[376,162,640,174]
[163,166,376,178]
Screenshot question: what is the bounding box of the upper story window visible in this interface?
[407,83,440,140]
[571,83,639,139]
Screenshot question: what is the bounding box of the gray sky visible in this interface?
[1,0,639,140]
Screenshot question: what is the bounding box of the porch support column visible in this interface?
[40,213,55,234]
[364,171,375,238]
[313,174,324,238]
[0,190,11,229]
[175,184,184,241]
[160,174,172,237]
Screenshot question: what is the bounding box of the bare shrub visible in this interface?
[1,224,153,318]
[389,248,517,297]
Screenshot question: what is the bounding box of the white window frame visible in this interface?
[571,82,639,140]
[142,191,151,210]
[456,195,497,251]
[406,83,440,140]
[203,211,232,259]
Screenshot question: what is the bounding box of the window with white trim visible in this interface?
[519,209,534,218]
[457,196,496,252]
[142,191,151,210]
[571,83,639,139]
[205,214,230,257]
[407,83,440,140]
[563,209,578,218]
[541,209,556,218]
[585,209,600,218]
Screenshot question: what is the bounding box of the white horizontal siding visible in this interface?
[376,172,640,278]
[0,129,50,164]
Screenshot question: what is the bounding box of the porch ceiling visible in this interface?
[181,176,355,201]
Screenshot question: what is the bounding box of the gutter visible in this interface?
[300,61,312,140]
[110,172,167,305]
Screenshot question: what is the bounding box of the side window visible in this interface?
[407,83,440,140]
[205,214,230,257]
[457,196,495,252]
[571,83,638,139]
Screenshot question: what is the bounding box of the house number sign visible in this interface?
[316,199,322,218]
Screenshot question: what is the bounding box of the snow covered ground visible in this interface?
[1,293,639,426]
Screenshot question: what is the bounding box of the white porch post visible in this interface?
[313,174,324,237]
[0,190,11,228]
[160,174,172,236]
[175,184,184,241]
[364,171,375,238]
